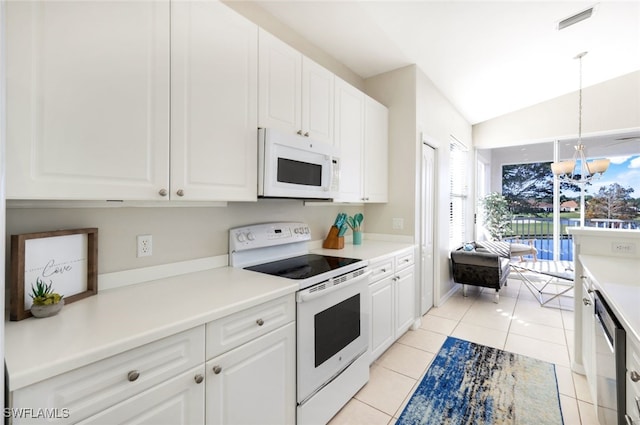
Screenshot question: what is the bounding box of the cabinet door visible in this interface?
[302,57,334,144]
[370,275,395,364]
[395,266,416,336]
[171,1,257,202]
[333,77,364,202]
[206,323,296,425]
[364,97,389,202]
[258,29,302,135]
[6,1,170,200]
[78,366,205,425]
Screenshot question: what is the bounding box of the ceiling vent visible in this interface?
[558,7,595,30]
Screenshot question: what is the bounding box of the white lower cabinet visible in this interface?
[9,295,296,425]
[78,366,205,425]
[627,336,640,424]
[11,327,205,425]
[369,247,416,363]
[205,322,296,425]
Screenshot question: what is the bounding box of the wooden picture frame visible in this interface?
[10,228,98,321]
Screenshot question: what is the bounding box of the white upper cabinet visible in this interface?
[258,29,334,144]
[6,1,171,200]
[333,78,365,202]
[171,1,258,201]
[301,57,334,144]
[334,77,388,203]
[6,0,258,202]
[364,97,389,203]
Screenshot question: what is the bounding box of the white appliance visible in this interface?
[229,222,370,425]
[258,128,340,200]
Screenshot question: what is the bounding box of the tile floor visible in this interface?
[329,276,600,425]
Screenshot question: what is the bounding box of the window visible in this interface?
[449,138,468,249]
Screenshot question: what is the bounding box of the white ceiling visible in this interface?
[253,0,640,125]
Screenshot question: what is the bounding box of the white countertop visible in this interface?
[579,254,640,344]
[5,267,298,391]
[6,240,416,392]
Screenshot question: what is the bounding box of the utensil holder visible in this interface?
[322,226,344,249]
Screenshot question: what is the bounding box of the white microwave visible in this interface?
[258,128,340,200]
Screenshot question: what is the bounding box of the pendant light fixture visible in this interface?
[551,52,610,183]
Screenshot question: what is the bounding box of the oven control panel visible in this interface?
[229,222,311,253]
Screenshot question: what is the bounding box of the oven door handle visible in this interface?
[297,270,371,303]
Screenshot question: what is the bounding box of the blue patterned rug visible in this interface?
[396,336,564,425]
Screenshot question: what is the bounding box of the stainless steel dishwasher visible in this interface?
[594,290,626,425]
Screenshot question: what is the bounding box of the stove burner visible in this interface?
[245,254,361,280]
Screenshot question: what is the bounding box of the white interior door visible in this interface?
[421,142,436,313]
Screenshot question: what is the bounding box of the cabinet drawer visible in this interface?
[369,257,394,283]
[395,249,414,271]
[206,295,295,360]
[12,326,205,425]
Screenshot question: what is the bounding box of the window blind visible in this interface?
[449,138,468,249]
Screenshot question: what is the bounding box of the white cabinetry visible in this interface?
[334,77,388,203]
[369,247,416,363]
[170,0,257,201]
[6,0,170,200]
[6,0,258,202]
[581,274,597,403]
[627,336,640,425]
[11,327,205,424]
[258,29,334,144]
[80,366,205,425]
[205,295,296,425]
[206,323,295,425]
[364,97,389,202]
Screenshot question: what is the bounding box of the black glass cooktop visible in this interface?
[245,254,362,280]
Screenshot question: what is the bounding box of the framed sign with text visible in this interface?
[10,228,98,321]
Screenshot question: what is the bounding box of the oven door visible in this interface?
[296,269,371,403]
[258,128,338,199]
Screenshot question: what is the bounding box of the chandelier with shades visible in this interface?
[550,52,610,184]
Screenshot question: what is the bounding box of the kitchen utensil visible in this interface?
[354,213,363,227]
[338,224,348,236]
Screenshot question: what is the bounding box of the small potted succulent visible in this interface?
[29,277,64,318]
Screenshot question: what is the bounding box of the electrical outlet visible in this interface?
[392,218,404,230]
[137,234,153,257]
[611,241,636,254]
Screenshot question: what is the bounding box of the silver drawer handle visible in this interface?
[158,189,167,197]
[194,374,204,384]
[631,371,640,382]
[127,370,140,382]
[176,189,184,197]
[213,365,222,374]
[256,318,264,326]
[583,298,592,306]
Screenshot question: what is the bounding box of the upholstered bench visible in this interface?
[450,241,511,303]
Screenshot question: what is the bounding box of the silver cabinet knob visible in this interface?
[194,374,204,384]
[176,189,184,197]
[297,130,303,136]
[631,370,640,382]
[304,132,309,137]
[582,298,592,306]
[158,189,168,197]
[212,365,222,374]
[127,370,140,382]
[256,318,264,326]
[381,268,387,273]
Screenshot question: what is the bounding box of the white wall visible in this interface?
[473,71,640,148]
